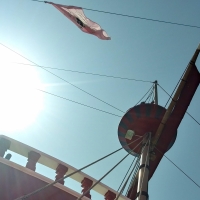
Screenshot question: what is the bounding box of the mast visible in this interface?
[136,133,151,200]
[154,80,158,105]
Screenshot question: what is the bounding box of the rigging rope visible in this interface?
[135,85,154,105]
[0,42,157,120]
[29,0,200,29]
[164,65,189,108]
[158,84,200,126]
[37,89,122,117]
[126,160,140,196]
[14,137,143,199]
[186,112,200,126]
[0,43,124,113]
[77,137,145,200]
[12,62,153,83]
[155,147,200,189]
[144,87,154,103]
[115,156,140,200]
[117,156,137,192]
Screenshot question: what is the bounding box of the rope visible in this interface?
[117,156,137,192]
[77,137,144,200]
[14,137,142,200]
[144,87,154,103]
[0,43,124,114]
[115,157,140,200]
[164,65,189,108]
[12,62,153,83]
[186,112,200,126]
[155,147,200,189]
[37,89,122,117]
[29,0,200,29]
[135,85,154,105]
[158,84,200,126]
[0,45,156,117]
[126,160,140,196]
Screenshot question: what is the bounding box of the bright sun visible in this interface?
[0,46,44,132]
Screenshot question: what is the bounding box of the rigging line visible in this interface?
[150,89,154,103]
[164,66,189,108]
[82,8,200,29]
[116,156,140,200]
[126,161,140,197]
[135,84,154,105]
[158,84,200,126]
[117,156,137,192]
[15,137,143,200]
[155,147,200,189]
[37,89,122,117]
[186,112,200,126]
[117,144,148,199]
[144,87,154,103]
[77,137,145,200]
[158,84,172,99]
[0,43,124,113]
[151,87,155,103]
[12,62,153,83]
[77,155,130,200]
[164,80,180,108]
[30,0,200,29]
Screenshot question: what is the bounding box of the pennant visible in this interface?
[46,2,111,40]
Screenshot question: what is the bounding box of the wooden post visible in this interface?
[81,177,93,199]
[26,151,41,171]
[154,80,158,105]
[55,164,68,185]
[104,190,116,200]
[0,138,11,157]
[5,153,12,160]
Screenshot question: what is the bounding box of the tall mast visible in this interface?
[154,80,158,105]
[136,133,151,200]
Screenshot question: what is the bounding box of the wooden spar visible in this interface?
[152,44,200,148]
[154,80,158,105]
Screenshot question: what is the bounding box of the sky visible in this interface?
[0,0,200,199]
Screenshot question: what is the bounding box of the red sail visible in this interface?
[152,63,200,178]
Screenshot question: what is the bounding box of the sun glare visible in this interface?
[0,46,44,132]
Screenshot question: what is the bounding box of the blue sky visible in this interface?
[0,0,200,199]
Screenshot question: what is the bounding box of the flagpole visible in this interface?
[154,80,158,105]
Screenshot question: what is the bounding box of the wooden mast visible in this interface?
[136,133,151,200]
[154,80,158,105]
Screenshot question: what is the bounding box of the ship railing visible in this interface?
[0,135,130,200]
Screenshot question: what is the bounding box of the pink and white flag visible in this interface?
[46,2,111,40]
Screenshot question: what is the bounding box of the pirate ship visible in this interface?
[0,44,199,200]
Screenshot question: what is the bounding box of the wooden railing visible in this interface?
[0,135,130,200]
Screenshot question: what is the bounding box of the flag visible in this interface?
[45,2,111,40]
